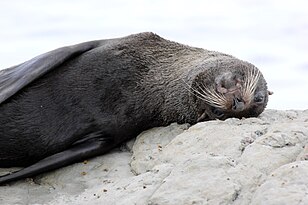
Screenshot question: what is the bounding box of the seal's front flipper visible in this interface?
[0,139,115,185]
[0,40,101,104]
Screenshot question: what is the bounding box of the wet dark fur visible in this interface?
[0,32,269,184]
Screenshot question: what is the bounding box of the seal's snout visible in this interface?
[214,72,247,111]
[232,97,245,112]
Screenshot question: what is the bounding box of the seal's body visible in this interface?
[0,32,270,184]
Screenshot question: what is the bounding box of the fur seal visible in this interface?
[0,32,271,184]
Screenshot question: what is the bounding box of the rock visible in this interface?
[0,109,308,205]
[251,161,308,205]
[130,123,189,174]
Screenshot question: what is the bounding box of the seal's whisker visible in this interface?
[203,96,226,109]
[203,96,226,108]
[199,82,227,104]
[243,68,261,102]
[203,83,227,104]
[181,79,208,102]
[192,88,212,102]
[196,82,227,109]
[181,79,226,109]
[249,69,260,94]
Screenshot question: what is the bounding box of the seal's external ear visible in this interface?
[0,40,101,104]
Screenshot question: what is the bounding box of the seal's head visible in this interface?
[189,58,271,121]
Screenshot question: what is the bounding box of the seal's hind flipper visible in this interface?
[0,40,100,104]
[0,139,115,185]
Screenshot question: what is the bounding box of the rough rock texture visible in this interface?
[0,109,308,205]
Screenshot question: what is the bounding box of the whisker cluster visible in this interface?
[182,79,227,109]
[243,67,261,103]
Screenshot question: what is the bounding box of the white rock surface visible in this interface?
[0,109,308,205]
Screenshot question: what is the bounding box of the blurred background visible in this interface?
[0,0,307,110]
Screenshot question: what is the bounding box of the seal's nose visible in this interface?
[232,97,245,112]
